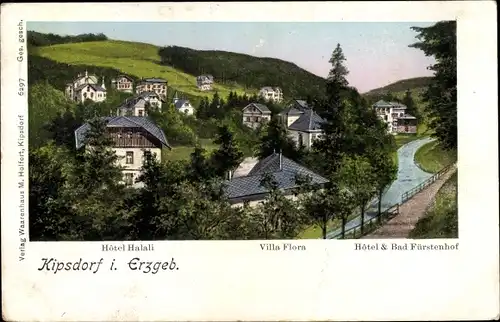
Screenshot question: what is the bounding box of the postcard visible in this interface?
[1,2,498,321]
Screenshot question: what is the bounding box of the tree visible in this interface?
[210,125,244,178]
[44,109,81,152]
[410,21,457,149]
[402,89,419,119]
[314,43,350,176]
[338,155,377,235]
[256,117,300,160]
[251,173,302,239]
[188,146,214,181]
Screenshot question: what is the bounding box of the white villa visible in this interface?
[111,75,134,93]
[117,92,164,117]
[74,116,170,188]
[373,100,417,134]
[65,71,107,103]
[196,75,214,91]
[278,100,325,149]
[173,93,195,115]
[259,86,283,103]
[242,103,272,129]
[136,78,168,99]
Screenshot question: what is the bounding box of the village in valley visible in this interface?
[27,21,457,242]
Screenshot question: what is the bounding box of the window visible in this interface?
[138,110,143,116]
[124,173,134,186]
[126,151,134,164]
[298,133,304,147]
[256,116,260,122]
[246,117,250,122]
[90,92,94,98]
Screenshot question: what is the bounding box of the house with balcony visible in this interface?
[196,75,214,91]
[278,99,325,149]
[116,92,164,117]
[259,86,283,103]
[74,116,170,188]
[373,100,417,134]
[111,75,134,93]
[173,93,195,116]
[224,152,329,207]
[136,78,168,99]
[65,70,107,103]
[242,103,272,129]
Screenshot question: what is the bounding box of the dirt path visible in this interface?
[361,164,457,239]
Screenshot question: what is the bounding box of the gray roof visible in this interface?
[288,109,325,132]
[224,153,329,202]
[278,106,304,116]
[373,100,407,109]
[137,91,162,100]
[398,114,417,120]
[292,99,310,111]
[174,99,192,109]
[74,116,170,149]
[141,78,167,83]
[112,75,134,82]
[243,103,271,114]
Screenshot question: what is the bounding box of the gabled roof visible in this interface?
[137,91,163,100]
[288,109,325,132]
[174,99,192,109]
[113,75,134,82]
[278,106,304,116]
[197,75,214,83]
[74,116,170,149]
[224,153,329,202]
[292,99,310,110]
[75,83,106,92]
[242,103,271,114]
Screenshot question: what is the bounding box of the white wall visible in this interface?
[113,147,162,171]
[287,115,301,127]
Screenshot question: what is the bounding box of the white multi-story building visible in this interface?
[277,99,325,150]
[372,100,416,134]
[173,93,195,116]
[196,75,214,91]
[259,86,283,103]
[136,78,168,99]
[65,71,107,103]
[74,116,171,188]
[116,92,164,117]
[111,75,134,93]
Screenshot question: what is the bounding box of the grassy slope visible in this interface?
[162,139,218,162]
[409,172,458,238]
[35,40,257,101]
[414,140,457,173]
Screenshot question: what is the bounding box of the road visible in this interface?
[326,137,435,239]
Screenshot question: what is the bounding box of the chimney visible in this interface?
[101,76,106,89]
[279,150,283,170]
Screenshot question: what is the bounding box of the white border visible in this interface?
[1,2,499,321]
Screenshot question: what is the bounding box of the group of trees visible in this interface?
[158,45,326,99]
[27,31,108,48]
[29,42,398,241]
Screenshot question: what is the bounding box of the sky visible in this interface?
[28,21,437,93]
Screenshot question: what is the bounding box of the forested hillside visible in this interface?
[363,76,432,96]
[158,46,327,99]
[28,31,108,47]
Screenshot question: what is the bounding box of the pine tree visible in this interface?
[410,21,457,149]
[210,125,244,178]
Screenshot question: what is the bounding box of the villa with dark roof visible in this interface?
[111,75,134,93]
[65,70,107,103]
[242,103,272,129]
[225,152,329,207]
[117,92,164,117]
[278,99,326,149]
[196,75,214,91]
[173,93,195,115]
[75,116,170,187]
[136,78,168,99]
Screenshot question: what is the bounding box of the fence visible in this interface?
[334,162,456,240]
[340,204,400,239]
[401,162,456,204]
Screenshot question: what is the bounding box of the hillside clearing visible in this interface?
[35,40,256,101]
